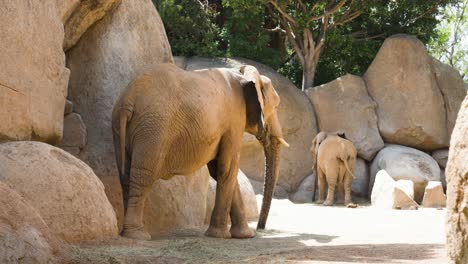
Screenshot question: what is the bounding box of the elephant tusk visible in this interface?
[278,137,290,147]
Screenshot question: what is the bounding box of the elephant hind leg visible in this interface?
[323,167,338,206]
[316,168,326,204]
[121,166,156,240]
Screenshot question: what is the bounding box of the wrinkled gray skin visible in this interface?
[112,63,288,240]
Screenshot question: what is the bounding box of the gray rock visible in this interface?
[370,144,441,203]
[432,149,449,168]
[57,113,86,149]
[289,174,314,203]
[64,99,73,115]
[352,158,370,198]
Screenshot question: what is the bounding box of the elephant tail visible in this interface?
[119,108,132,174]
[342,158,356,179]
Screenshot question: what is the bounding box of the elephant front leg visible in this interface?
[121,167,154,240]
[230,182,256,238]
[205,136,243,239]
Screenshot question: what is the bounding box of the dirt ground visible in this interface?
[69,196,447,264]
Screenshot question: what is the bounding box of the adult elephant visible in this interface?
[311,131,357,207]
[112,63,288,240]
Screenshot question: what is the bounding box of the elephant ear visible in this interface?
[240,65,265,126]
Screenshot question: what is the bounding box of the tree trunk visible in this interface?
[301,50,321,91]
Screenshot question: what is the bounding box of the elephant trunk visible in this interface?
[257,138,282,230]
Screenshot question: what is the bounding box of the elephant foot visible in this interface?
[316,199,325,204]
[121,228,152,240]
[323,200,334,206]
[230,225,256,239]
[205,226,231,239]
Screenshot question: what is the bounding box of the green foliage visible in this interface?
[154,0,460,87]
[429,0,468,80]
[221,0,282,68]
[312,0,451,85]
[153,0,222,56]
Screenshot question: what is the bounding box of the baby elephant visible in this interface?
[310,131,357,207]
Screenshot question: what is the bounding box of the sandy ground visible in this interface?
[69,196,447,263]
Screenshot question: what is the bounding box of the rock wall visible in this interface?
[446,94,468,264]
[0,1,69,143]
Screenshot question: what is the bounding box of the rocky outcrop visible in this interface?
[371,170,418,209]
[57,113,87,156]
[370,144,440,202]
[0,182,64,264]
[393,180,419,210]
[0,1,69,143]
[422,181,446,208]
[446,94,468,264]
[351,158,370,198]
[62,0,121,50]
[432,58,467,137]
[289,175,314,203]
[432,149,449,168]
[66,0,173,226]
[144,167,211,235]
[306,74,384,160]
[250,177,289,199]
[364,34,448,150]
[205,170,258,224]
[0,142,118,242]
[184,57,318,192]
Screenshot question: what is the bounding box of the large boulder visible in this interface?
[184,57,318,192]
[205,170,258,224]
[351,158,370,198]
[289,174,314,203]
[0,142,118,242]
[144,167,211,235]
[432,58,467,138]
[62,0,121,50]
[446,94,468,264]
[306,74,384,160]
[66,0,173,226]
[0,182,64,264]
[370,144,440,203]
[0,1,69,143]
[364,34,448,150]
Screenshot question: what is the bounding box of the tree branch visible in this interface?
[308,0,347,23]
[269,0,297,26]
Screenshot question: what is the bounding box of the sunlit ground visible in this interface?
[70,195,447,264]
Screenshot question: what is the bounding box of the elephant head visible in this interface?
[240,65,289,230]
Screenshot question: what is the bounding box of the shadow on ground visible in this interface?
[68,229,445,264]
